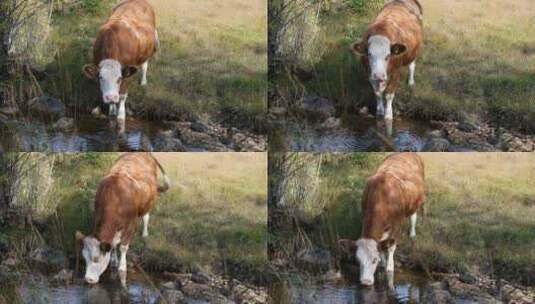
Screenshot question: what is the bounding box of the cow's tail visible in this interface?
[151,154,170,193]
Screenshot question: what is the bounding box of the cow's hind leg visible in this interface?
[410,213,417,239]
[142,213,150,238]
[140,61,148,86]
[408,61,416,86]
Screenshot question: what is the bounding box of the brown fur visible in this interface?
[360,153,426,246]
[92,0,157,92]
[356,0,423,93]
[91,153,166,247]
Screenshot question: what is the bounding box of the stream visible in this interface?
[270,270,473,304]
[0,115,201,152]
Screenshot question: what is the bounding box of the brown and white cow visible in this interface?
[351,0,423,120]
[75,153,169,285]
[350,153,425,286]
[82,0,159,120]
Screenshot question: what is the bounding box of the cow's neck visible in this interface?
[93,215,121,246]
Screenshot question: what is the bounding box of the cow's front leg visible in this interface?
[119,244,129,273]
[109,103,117,116]
[384,93,395,120]
[140,61,148,86]
[408,61,416,86]
[118,94,127,120]
[386,243,396,273]
[110,247,119,268]
[142,213,150,238]
[410,213,417,239]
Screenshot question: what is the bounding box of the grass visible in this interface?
[39,0,267,132]
[273,0,535,133]
[271,153,535,286]
[2,153,267,285]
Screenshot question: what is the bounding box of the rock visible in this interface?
[153,132,186,152]
[181,281,233,304]
[498,132,533,152]
[296,247,332,271]
[320,117,340,129]
[359,106,369,115]
[190,122,209,133]
[422,282,455,304]
[91,106,103,117]
[53,117,74,131]
[459,272,478,285]
[28,95,65,118]
[231,132,266,152]
[423,137,450,152]
[157,289,185,304]
[270,107,287,116]
[300,96,336,120]
[53,269,73,283]
[30,247,67,271]
[446,277,497,303]
[191,272,211,284]
[162,281,177,289]
[457,121,478,132]
[428,129,445,138]
[2,257,18,267]
[0,106,19,116]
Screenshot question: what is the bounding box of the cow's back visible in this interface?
[377,153,425,215]
[93,0,156,66]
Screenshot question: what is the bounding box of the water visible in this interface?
[0,115,187,152]
[270,270,472,304]
[16,273,160,304]
[285,114,431,152]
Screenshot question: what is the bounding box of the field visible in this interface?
[270,153,535,286]
[0,152,267,289]
[272,0,535,133]
[8,0,267,132]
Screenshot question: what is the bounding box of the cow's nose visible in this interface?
[103,94,119,104]
[373,74,386,82]
[85,276,98,284]
[361,279,374,287]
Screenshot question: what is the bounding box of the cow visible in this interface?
[341,153,425,287]
[75,153,169,285]
[82,0,159,122]
[351,0,423,120]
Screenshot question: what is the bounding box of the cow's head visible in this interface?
[355,238,380,286]
[352,35,407,93]
[75,231,112,284]
[82,59,138,104]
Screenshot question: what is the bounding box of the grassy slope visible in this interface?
[25,153,267,276]
[279,153,535,286]
[42,0,267,131]
[281,0,535,132]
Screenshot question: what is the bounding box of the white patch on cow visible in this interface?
[386,243,396,273]
[81,236,112,284]
[410,213,417,238]
[368,35,391,94]
[140,61,148,86]
[408,61,416,86]
[98,59,122,104]
[385,93,395,120]
[118,244,129,273]
[356,238,380,286]
[142,213,150,238]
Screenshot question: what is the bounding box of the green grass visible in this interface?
[274,0,535,133]
[272,153,535,286]
[40,0,267,132]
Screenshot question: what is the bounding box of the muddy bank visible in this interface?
[0,98,266,152]
[268,96,534,152]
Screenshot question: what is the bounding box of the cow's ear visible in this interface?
[391,43,407,56]
[83,64,99,79]
[351,40,366,56]
[122,66,138,78]
[100,242,112,253]
[75,231,86,241]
